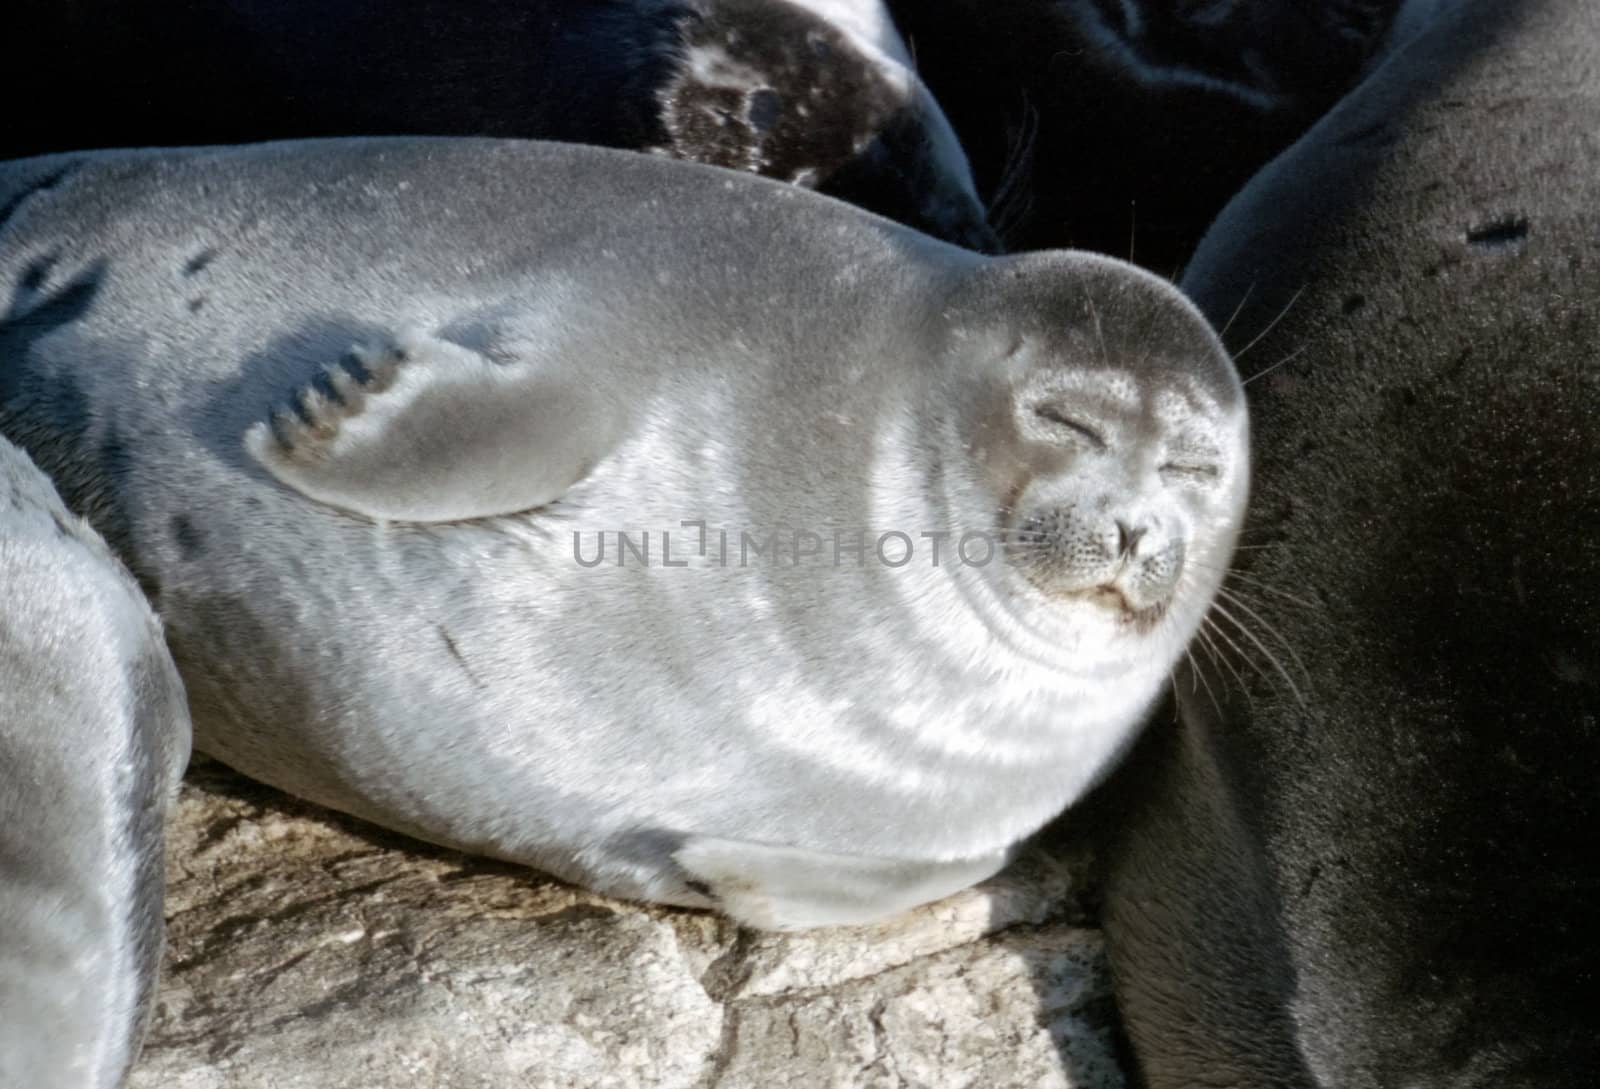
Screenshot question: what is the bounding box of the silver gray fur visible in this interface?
[0,138,1246,930]
[0,434,190,1089]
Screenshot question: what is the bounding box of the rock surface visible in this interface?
[131,760,1124,1089]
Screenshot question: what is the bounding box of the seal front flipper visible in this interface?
[244,329,626,522]
[675,835,1012,931]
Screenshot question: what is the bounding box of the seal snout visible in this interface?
[1116,519,1146,557]
[1008,503,1187,625]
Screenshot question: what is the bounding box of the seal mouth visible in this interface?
[1073,585,1169,633]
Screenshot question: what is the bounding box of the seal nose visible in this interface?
[1116,520,1147,558]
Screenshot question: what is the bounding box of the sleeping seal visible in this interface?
[0,435,190,1089]
[5,0,996,250]
[1093,0,1600,1083]
[0,138,1245,930]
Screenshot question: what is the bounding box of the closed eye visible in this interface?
[1033,402,1106,448]
[1160,462,1221,482]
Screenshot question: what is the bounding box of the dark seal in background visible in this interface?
[1085,0,1600,1084]
[889,0,1403,269]
[5,0,997,250]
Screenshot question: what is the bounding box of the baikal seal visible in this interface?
[0,137,1246,931]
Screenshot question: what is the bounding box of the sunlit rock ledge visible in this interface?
[131,759,1125,1089]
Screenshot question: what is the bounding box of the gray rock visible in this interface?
[131,761,1124,1089]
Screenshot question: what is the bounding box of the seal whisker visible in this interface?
[1127,301,1168,375]
[1217,281,1256,340]
[1206,596,1308,704]
[1220,570,1316,610]
[1185,646,1225,719]
[1212,585,1311,679]
[997,191,1037,250]
[1231,283,1306,361]
[1198,614,1268,713]
[1086,295,1112,369]
[1192,622,1253,712]
[1243,343,1309,386]
[988,95,1039,243]
[1186,561,1317,609]
[987,111,1027,220]
[1229,527,1287,545]
[1198,613,1263,692]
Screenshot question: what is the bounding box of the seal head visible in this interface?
[939,253,1249,674]
[657,0,998,250]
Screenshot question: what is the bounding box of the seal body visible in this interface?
[0,434,191,1089]
[887,0,1401,265]
[6,0,995,250]
[0,138,1245,929]
[1094,0,1600,1083]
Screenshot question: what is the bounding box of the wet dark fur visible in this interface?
[1083,0,1600,1083]
[5,0,995,248]
[887,0,1402,267]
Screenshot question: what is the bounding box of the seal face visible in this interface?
[996,356,1236,631]
[0,139,1242,932]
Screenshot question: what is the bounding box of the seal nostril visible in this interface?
[1116,521,1146,557]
